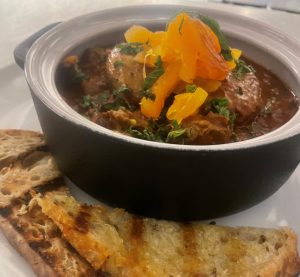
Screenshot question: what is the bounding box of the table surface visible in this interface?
[0,1,300,276]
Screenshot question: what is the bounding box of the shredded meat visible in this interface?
[90,109,148,132]
[79,48,110,95]
[106,47,144,104]
[182,112,232,145]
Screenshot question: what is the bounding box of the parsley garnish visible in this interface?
[101,87,136,112]
[166,121,186,143]
[233,59,255,80]
[208,98,236,125]
[81,90,111,109]
[113,60,124,68]
[113,85,130,96]
[142,55,164,100]
[71,63,88,81]
[127,126,157,141]
[116,42,143,55]
[82,95,92,108]
[186,84,197,93]
[197,14,232,61]
[143,55,164,91]
[143,90,156,101]
[101,98,128,111]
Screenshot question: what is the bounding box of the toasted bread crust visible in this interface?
[38,193,300,277]
[0,189,97,277]
[0,215,58,277]
[0,129,45,169]
[0,151,61,208]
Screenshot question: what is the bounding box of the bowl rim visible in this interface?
[25,4,300,152]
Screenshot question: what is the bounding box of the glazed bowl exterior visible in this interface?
[19,5,300,220]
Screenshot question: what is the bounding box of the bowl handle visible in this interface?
[14,22,61,70]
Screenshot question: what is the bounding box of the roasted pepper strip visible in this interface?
[141,61,181,119]
[167,87,208,123]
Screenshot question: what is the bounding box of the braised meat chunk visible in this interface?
[182,112,232,145]
[79,48,110,95]
[90,108,148,133]
[106,47,144,104]
[59,12,298,145]
[221,72,263,124]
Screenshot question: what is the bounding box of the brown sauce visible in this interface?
[56,48,298,145]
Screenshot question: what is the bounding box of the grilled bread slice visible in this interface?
[0,129,45,169]
[38,192,300,277]
[0,150,61,208]
[0,187,97,277]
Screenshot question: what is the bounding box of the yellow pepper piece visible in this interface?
[125,25,152,44]
[131,30,166,68]
[63,55,78,67]
[166,87,208,123]
[141,62,181,119]
[195,78,221,92]
[227,48,242,70]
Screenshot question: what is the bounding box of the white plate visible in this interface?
[1,48,300,277]
[1,9,300,277]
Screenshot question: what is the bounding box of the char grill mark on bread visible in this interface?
[0,187,97,277]
[0,129,97,276]
[181,223,203,275]
[37,193,300,277]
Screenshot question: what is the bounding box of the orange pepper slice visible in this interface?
[141,61,181,119]
[166,87,208,123]
[195,78,221,92]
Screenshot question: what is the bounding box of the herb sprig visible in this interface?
[142,55,165,101]
[116,42,143,55]
[233,59,255,80]
[208,98,236,125]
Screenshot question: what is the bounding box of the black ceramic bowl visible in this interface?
[16,5,300,220]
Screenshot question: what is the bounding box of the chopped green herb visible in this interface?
[72,63,88,81]
[221,49,233,61]
[113,60,124,68]
[233,59,255,80]
[186,84,197,93]
[82,95,92,108]
[143,90,156,101]
[113,85,130,96]
[97,90,111,106]
[101,98,128,111]
[167,128,186,141]
[127,126,157,141]
[143,55,164,91]
[116,42,143,55]
[208,98,236,125]
[197,14,232,61]
[178,16,185,35]
[166,120,186,142]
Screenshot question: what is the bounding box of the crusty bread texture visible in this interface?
[0,129,97,277]
[0,150,61,208]
[0,129,44,169]
[0,188,97,277]
[38,192,300,277]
